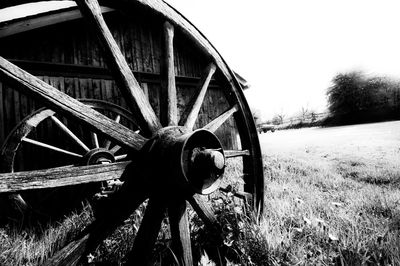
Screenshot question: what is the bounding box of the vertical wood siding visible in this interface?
[0,9,239,168]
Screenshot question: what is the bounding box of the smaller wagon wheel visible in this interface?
[0,99,136,223]
[0,0,264,265]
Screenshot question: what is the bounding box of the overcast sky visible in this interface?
[165,0,400,120]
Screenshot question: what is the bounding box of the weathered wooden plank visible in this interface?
[152,26,162,75]
[0,6,114,38]
[0,161,129,193]
[13,89,21,123]
[75,0,161,134]
[3,83,14,135]
[168,200,193,266]
[19,93,29,125]
[87,78,94,98]
[78,78,87,99]
[180,63,216,129]
[92,78,101,100]
[161,21,177,126]
[148,83,161,120]
[122,22,134,70]
[132,23,142,72]
[0,57,147,150]
[203,105,238,133]
[104,79,113,103]
[140,23,153,73]
[0,82,4,142]
[103,114,120,149]
[148,27,156,74]
[14,92,25,170]
[81,26,89,65]
[64,77,74,97]
[73,77,80,98]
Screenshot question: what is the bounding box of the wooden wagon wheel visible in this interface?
[0,0,264,265]
[0,99,136,223]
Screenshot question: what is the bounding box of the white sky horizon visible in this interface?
[165,0,400,120]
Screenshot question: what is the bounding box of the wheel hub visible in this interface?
[82,148,116,165]
[146,126,225,194]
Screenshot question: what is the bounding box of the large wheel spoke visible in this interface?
[180,63,216,130]
[43,234,90,266]
[188,194,218,230]
[168,199,193,266]
[50,116,91,152]
[103,114,121,149]
[0,57,147,151]
[114,154,128,161]
[202,105,238,133]
[22,137,83,158]
[110,144,122,154]
[0,161,129,193]
[161,21,178,126]
[224,149,250,158]
[125,198,166,265]
[91,132,100,149]
[75,0,161,134]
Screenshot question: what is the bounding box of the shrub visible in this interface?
[326,71,400,125]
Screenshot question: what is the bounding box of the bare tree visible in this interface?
[251,108,262,126]
[272,111,285,125]
[300,106,309,122]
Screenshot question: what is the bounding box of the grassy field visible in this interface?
[258,121,400,265]
[1,121,399,265]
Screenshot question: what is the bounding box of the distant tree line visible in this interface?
[326,71,400,125]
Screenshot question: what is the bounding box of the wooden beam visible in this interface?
[180,63,216,130]
[0,6,114,38]
[8,59,221,86]
[103,114,120,149]
[0,57,147,151]
[0,161,129,193]
[162,21,178,126]
[75,0,161,134]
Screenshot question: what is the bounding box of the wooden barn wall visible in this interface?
[0,9,239,169]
